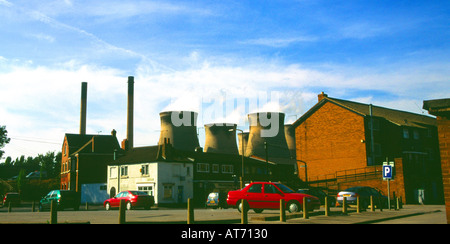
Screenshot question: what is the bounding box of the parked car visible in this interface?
[206,192,228,209]
[297,188,336,206]
[2,192,20,207]
[39,190,81,211]
[227,182,320,213]
[337,186,388,209]
[104,190,154,210]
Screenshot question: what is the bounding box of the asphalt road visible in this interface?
[0,203,446,224]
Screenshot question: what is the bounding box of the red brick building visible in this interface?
[293,93,443,204]
[61,130,122,192]
[423,98,450,223]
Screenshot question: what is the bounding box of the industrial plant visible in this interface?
[62,77,297,207]
[60,76,445,209]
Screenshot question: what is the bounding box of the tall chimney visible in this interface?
[80,82,87,135]
[127,76,134,150]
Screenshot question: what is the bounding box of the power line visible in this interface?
[10,137,60,145]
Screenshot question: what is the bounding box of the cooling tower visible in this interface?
[238,132,249,156]
[158,111,200,152]
[245,112,291,159]
[204,123,238,155]
[284,124,296,159]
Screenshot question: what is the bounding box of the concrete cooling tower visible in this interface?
[284,124,296,159]
[245,112,291,160]
[203,123,238,155]
[158,111,200,152]
[238,132,249,156]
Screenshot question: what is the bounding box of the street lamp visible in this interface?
[229,128,245,188]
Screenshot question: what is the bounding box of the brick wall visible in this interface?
[295,101,367,181]
[338,158,406,202]
[436,116,450,223]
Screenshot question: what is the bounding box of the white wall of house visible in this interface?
[107,161,193,205]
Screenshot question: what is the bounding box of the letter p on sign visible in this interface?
[383,165,392,179]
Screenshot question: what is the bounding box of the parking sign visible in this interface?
[383,165,392,179]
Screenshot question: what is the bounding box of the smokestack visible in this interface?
[238,132,249,156]
[80,82,87,135]
[158,111,200,152]
[127,76,134,150]
[245,112,291,159]
[204,123,238,155]
[284,124,296,159]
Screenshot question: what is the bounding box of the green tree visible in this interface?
[0,125,11,159]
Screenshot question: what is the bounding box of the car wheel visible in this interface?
[253,209,264,213]
[105,202,111,211]
[287,201,300,213]
[237,200,248,213]
[126,201,132,210]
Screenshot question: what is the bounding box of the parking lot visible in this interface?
[0,202,446,224]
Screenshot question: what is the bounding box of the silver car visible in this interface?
[337,186,387,209]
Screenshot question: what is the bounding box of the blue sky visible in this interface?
[0,0,449,160]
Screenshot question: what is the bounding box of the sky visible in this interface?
[0,0,449,161]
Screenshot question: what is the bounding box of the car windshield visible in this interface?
[275,183,295,193]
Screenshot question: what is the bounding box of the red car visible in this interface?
[227,182,320,213]
[104,191,154,210]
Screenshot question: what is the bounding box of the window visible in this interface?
[221,165,234,174]
[110,167,117,178]
[138,185,154,196]
[247,184,262,193]
[164,184,173,199]
[121,166,128,177]
[197,163,210,173]
[141,165,149,175]
[403,128,410,139]
[413,130,420,140]
[264,184,280,194]
[212,164,219,173]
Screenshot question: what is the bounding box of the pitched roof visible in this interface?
[64,133,121,156]
[423,98,450,116]
[293,96,436,129]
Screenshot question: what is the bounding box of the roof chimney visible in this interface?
[80,82,87,135]
[318,92,328,102]
[126,76,134,150]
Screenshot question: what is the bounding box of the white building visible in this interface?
[107,145,194,206]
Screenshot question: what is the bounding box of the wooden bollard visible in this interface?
[119,199,126,224]
[370,196,375,212]
[303,198,309,219]
[241,199,248,224]
[325,196,330,216]
[356,196,361,213]
[342,197,347,215]
[8,202,12,213]
[50,200,57,224]
[280,199,286,222]
[187,198,194,224]
[32,201,36,212]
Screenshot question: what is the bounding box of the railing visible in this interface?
[307,166,383,188]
